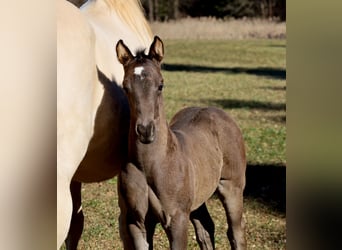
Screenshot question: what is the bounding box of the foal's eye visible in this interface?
[158,84,164,91]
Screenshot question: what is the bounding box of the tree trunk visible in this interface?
[260,1,266,19]
[168,0,173,20]
[268,0,274,18]
[154,0,159,21]
[148,0,154,22]
[174,0,179,19]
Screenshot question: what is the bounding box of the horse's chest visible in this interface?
[146,159,194,209]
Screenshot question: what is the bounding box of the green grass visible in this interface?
[162,39,286,165]
[62,39,286,249]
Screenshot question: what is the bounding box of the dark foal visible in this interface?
[116,36,247,250]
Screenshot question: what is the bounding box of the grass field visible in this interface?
[66,38,286,249]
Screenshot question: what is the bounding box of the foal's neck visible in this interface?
[129,99,172,170]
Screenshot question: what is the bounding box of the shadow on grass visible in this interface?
[162,63,286,80]
[268,44,286,48]
[205,98,286,111]
[269,115,286,123]
[244,164,286,214]
[260,86,286,91]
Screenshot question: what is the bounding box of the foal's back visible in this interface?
[169,106,246,209]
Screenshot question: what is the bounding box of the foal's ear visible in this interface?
[148,36,164,64]
[116,40,134,66]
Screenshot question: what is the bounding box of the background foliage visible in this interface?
[67,0,286,21]
[142,0,286,21]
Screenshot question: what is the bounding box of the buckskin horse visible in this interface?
[116,36,247,250]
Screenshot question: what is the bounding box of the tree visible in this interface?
[142,0,286,21]
[147,0,154,22]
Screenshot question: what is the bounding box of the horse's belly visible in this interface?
[190,149,223,211]
[72,137,126,182]
[191,177,221,211]
[72,156,120,183]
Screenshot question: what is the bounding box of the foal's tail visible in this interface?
[148,188,171,228]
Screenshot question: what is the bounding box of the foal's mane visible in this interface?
[102,0,153,45]
[134,49,149,62]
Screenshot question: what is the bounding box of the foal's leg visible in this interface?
[165,211,189,250]
[190,203,215,250]
[217,179,246,250]
[65,181,84,250]
[118,189,149,250]
[118,209,148,250]
[118,163,149,250]
[118,206,135,250]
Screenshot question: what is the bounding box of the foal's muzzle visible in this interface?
[136,121,155,144]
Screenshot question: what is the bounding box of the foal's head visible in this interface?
[116,36,164,144]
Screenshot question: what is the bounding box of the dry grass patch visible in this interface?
[151,17,286,40]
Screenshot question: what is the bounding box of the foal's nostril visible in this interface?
[137,124,147,136]
[136,122,155,143]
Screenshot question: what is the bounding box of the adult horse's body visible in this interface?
[116,37,247,249]
[57,0,152,248]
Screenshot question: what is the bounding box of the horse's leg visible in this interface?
[65,181,84,250]
[118,206,135,250]
[190,203,215,250]
[118,163,149,250]
[217,179,246,250]
[57,178,73,249]
[118,209,148,250]
[165,211,189,250]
